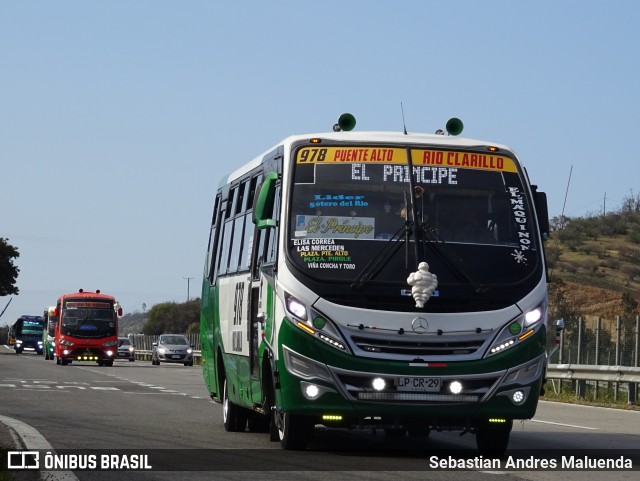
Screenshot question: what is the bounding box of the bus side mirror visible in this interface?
[533,188,550,241]
[253,171,278,230]
[117,307,123,317]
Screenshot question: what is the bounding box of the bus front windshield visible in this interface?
[18,318,44,337]
[61,301,116,338]
[287,144,543,312]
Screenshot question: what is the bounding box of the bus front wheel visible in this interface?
[476,420,512,456]
[275,411,314,451]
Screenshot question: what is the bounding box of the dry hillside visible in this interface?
[555,281,630,319]
[546,207,640,318]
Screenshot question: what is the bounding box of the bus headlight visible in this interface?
[304,383,319,399]
[300,381,336,401]
[285,294,308,320]
[372,377,386,391]
[284,292,350,352]
[524,308,542,327]
[486,304,546,357]
[449,381,463,394]
[512,390,525,404]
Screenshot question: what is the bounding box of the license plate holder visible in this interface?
[396,376,441,392]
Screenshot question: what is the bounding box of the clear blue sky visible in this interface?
[2,1,639,326]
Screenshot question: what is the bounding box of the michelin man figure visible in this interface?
[407,262,438,308]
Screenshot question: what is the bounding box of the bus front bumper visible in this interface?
[277,343,546,424]
[60,347,115,362]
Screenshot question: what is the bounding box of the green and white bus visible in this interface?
[200,115,552,454]
[43,306,57,360]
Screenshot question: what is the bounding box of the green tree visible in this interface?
[0,237,20,296]
[142,299,200,335]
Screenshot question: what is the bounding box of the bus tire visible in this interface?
[61,358,69,366]
[223,379,247,432]
[247,412,270,433]
[476,420,512,456]
[269,411,280,442]
[276,412,314,450]
[56,356,61,365]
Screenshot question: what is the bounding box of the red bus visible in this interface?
[53,289,123,366]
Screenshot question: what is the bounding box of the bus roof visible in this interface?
[218,130,515,188]
[57,290,117,301]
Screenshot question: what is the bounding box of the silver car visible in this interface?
[151,334,194,366]
[117,337,135,361]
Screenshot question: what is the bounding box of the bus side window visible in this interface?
[228,180,249,274]
[240,176,260,272]
[214,200,229,277]
[218,187,237,276]
[206,195,222,284]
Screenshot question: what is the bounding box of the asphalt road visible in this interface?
[1,346,639,481]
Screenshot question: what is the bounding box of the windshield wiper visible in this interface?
[351,221,413,290]
[418,221,486,293]
[400,146,485,293]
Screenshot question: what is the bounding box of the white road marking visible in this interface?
[530,419,599,430]
[0,414,79,481]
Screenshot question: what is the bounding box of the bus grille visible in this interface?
[357,392,479,402]
[351,335,485,356]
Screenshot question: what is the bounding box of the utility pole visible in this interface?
[183,277,194,302]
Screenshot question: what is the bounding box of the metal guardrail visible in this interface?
[547,363,640,404]
[547,364,640,383]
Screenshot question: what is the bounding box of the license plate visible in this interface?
[396,377,441,392]
[171,355,181,359]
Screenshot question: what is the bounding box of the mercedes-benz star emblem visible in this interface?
[411,317,428,333]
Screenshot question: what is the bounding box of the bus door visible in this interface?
[248,164,280,394]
